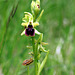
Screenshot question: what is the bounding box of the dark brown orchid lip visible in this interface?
[25,25,35,36]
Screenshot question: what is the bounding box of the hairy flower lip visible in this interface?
[25,27,35,37]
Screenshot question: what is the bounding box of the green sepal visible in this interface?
[24,12,33,22]
[22,15,29,22]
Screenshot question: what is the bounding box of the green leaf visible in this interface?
[38,51,49,75]
[36,9,44,22]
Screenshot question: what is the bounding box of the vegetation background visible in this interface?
[0,0,75,75]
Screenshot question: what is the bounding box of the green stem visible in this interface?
[34,14,37,22]
[32,37,38,75]
[27,66,29,75]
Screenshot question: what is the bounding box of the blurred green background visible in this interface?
[0,0,75,75]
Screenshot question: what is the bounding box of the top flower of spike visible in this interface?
[21,12,39,37]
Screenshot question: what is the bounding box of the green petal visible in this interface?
[21,22,28,27]
[24,12,32,16]
[33,22,39,27]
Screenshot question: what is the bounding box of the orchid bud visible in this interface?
[36,0,40,6]
[31,0,40,16]
[34,0,40,15]
[31,1,35,15]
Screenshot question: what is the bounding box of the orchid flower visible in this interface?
[21,12,39,36]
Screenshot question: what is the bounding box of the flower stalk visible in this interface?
[27,66,29,75]
[32,37,38,75]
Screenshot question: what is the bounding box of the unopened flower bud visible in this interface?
[31,1,35,14]
[31,0,40,15]
[34,3,40,15]
[36,0,40,5]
